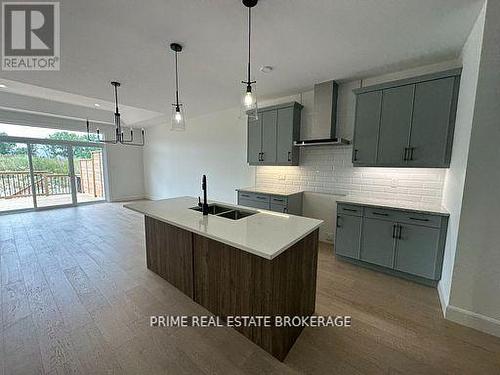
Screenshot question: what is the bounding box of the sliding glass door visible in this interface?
[31,143,74,208]
[0,135,105,213]
[0,142,35,212]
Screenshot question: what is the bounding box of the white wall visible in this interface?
[143,107,254,203]
[445,0,500,337]
[438,3,486,312]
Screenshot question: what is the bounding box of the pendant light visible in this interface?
[86,81,145,146]
[241,0,258,120]
[170,42,186,131]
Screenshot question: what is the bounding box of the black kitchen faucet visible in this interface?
[198,175,209,216]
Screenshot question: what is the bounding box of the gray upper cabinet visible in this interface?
[376,85,414,165]
[247,117,262,165]
[352,68,461,168]
[407,77,458,167]
[352,91,382,165]
[247,102,302,166]
[261,110,277,164]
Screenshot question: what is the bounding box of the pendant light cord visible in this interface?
[175,50,180,106]
[247,7,251,84]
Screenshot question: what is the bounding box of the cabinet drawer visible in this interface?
[270,196,288,205]
[238,197,269,210]
[396,212,442,228]
[238,191,271,204]
[364,207,399,221]
[338,204,363,217]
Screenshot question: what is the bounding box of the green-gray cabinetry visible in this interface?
[247,102,302,166]
[335,202,449,285]
[352,68,461,168]
[352,91,381,164]
[237,189,303,215]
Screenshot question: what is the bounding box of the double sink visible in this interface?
[190,204,257,220]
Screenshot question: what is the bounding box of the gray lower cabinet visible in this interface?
[237,190,303,215]
[352,91,381,165]
[335,214,362,259]
[334,203,449,284]
[360,218,396,268]
[247,102,302,166]
[352,68,461,168]
[395,224,441,279]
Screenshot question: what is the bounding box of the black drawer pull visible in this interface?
[240,194,250,198]
[392,224,397,238]
[372,212,389,216]
[273,199,284,202]
[256,196,268,200]
[342,208,357,212]
[409,217,430,222]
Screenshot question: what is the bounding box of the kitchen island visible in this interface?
[125,196,323,360]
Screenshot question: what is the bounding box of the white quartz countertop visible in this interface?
[124,197,323,260]
[237,186,304,196]
[337,195,449,216]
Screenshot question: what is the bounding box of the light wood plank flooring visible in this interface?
[1,202,499,374]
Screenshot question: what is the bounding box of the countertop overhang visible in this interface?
[124,197,323,260]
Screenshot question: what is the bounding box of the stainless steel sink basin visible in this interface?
[189,204,257,220]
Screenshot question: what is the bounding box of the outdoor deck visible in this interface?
[0,193,104,212]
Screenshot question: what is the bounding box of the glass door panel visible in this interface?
[73,146,105,203]
[31,144,73,208]
[0,142,35,212]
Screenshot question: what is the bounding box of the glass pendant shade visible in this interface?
[241,83,258,120]
[171,104,186,131]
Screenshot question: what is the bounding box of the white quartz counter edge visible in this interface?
[236,187,304,196]
[337,197,449,216]
[125,199,323,260]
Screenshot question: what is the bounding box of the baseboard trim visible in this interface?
[110,195,145,202]
[437,282,448,317]
[446,304,500,338]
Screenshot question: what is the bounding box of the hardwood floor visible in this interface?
[0,202,499,374]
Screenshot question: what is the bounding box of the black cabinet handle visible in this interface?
[287,151,291,162]
[241,194,250,198]
[372,212,389,216]
[342,208,357,212]
[409,147,415,161]
[353,149,359,162]
[403,147,409,161]
[261,152,265,161]
[336,216,341,228]
[256,196,267,200]
[409,217,429,222]
[397,224,403,240]
[392,224,397,239]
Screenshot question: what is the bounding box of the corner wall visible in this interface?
[438,2,486,312]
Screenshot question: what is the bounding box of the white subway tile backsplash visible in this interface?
[256,146,446,204]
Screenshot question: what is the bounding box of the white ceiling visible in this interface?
[0,0,484,126]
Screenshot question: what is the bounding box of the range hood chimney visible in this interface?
[294,81,350,146]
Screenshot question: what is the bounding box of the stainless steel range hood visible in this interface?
[294,81,350,147]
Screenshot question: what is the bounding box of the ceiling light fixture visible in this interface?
[240,0,259,120]
[170,42,186,131]
[86,81,145,146]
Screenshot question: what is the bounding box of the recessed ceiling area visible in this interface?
[0,0,484,123]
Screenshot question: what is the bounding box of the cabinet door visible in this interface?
[247,116,262,165]
[395,224,441,279]
[353,91,382,165]
[377,85,414,165]
[408,77,456,167]
[261,110,277,164]
[335,214,362,259]
[276,107,295,165]
[360,218,396,268]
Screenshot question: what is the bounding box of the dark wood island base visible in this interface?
[144,216,320,361]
